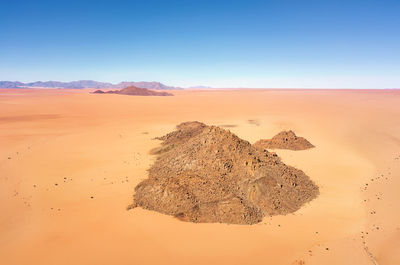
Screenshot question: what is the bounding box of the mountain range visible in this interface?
[0,80,181,90]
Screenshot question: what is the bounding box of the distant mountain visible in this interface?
[27,80,114,89]
[115,81,178,90]
[0,81,25,88]
[0,80,181,90]
[92,86,173,96]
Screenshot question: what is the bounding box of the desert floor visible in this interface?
[1,88,399,265]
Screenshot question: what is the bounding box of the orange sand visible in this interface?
[1,88,399,265]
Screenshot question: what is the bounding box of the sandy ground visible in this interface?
[0,88,399,265]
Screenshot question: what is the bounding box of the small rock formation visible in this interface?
[129,122,319,225]
[92,89,105,94]
[92,86,173,96]
[254,130,314,151]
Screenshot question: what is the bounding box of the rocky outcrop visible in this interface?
[92,86,173,96]
[129,122,319,225]
[254,131,314,151]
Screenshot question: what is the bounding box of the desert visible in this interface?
[2,0,399,263]
[1,88,399,265]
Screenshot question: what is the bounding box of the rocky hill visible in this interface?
[129,122,319,225]
[254,130,314,151]
[92,86,173,96]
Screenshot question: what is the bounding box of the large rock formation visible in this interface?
[129,122,319,225]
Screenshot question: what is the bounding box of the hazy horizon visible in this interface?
[1,79,399,89]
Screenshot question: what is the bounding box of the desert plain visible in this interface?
[1,88,399,265]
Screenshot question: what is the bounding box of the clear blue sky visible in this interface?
[1,0,399,88]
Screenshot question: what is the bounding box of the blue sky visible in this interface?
[1,0,399,88]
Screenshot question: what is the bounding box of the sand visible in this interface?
[1,88,399,264]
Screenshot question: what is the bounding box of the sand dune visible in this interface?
[0,88,399,265]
